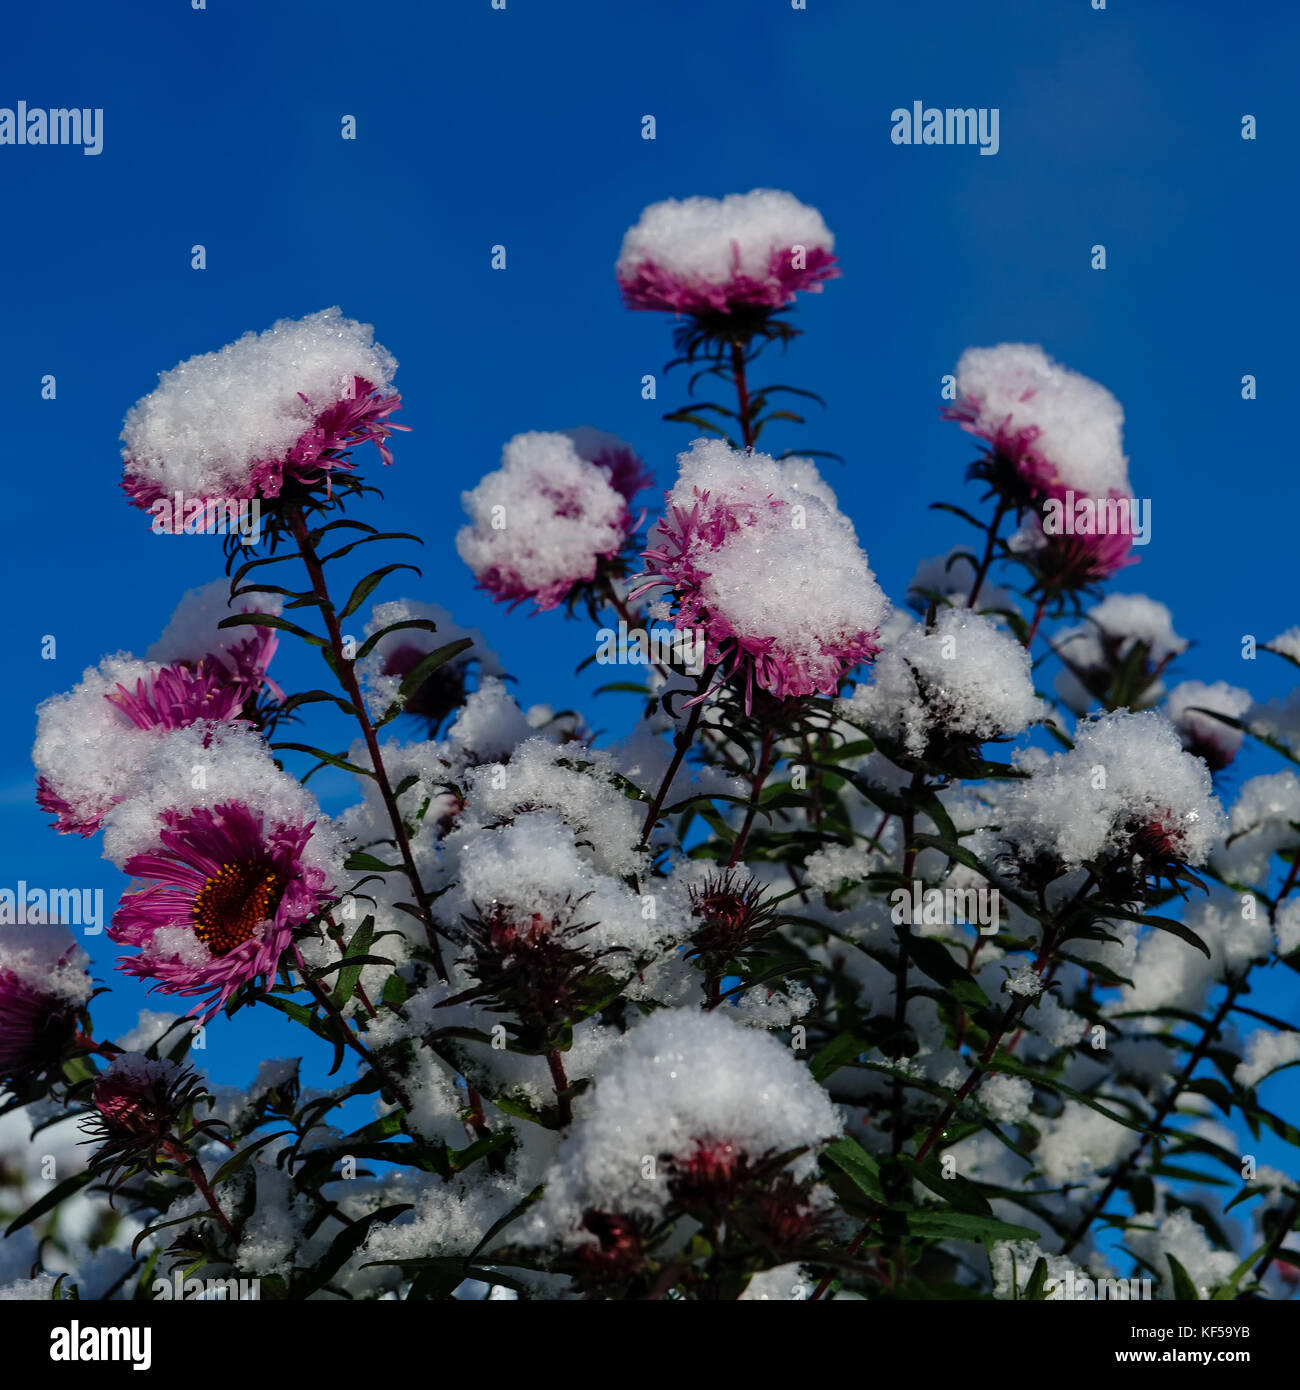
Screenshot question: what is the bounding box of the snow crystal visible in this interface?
[841,607,1041,759]
[990,1239,1086,1300]
[979,1072,1033,1124]
[520,1008,841,1243]
[952,343,1130,497]
[121,307,397,499]
[1004,963,1044,999]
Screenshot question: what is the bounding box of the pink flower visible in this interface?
[457,431,646,613]
[1014,484,1138,592]
[635,442,886,709]
[616,191,839,316]
[109,801,333,1021]
[120,308,406,513]
[0,927,92,1091]
[104,662,249,731]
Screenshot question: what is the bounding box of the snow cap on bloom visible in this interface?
[946,344,1130,499]
[1164,680,1252,771]
[104,724,341,1020]
[995,710,1224,873]
[356,598,504,725]
[456,431,642,611]
[520,1008,842,1244]
[616,190,838,315]
[0,925,92,1084]
[121,307,402,509]
[1128,1209,1237,1300]
[1120,892,1272,1016]
[638,441,887,706]
[907,548,1013,614]
[147,578,283,704]
[1211,771,1300,885]
[840,608,1042,763]
[1236,1029,1300,1090]
[1053,593,1187,714]
[34,654,245,836]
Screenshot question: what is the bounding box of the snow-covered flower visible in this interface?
[840,607,1041,766]
[1164,680,1252,771]
[520,1009,841,1277]
[121,307,404,510]
[103,724,340,1020]
[636,440,887,707]
[616,190,838,316]
[0,926,92,1090]
[457,430,645,612]
[1052,594,1187,714]
[82,1055,214,1184]
[147,579,284,707]
[995,710,1224,876]
[356,599,504,727]
[946,344,1130,500]
[109,800,332,1021]
[1211,771,1300,885]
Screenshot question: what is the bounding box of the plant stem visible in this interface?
[289,941,417,1114]
[547,1050,572,1126]
[1059,984,1241,1256]
[638,666,715,847]
[967,498,1009,608]
[285,504,447,981]
[181,1154,235,1239]
[727,728,776,868]
[730,338,754,448]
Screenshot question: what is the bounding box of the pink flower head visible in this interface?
[634,441,886,709]
[944,344,1130,503]
[120,308,406,513]
[0,926,92,1088]
[35,653,258,838]
[148,579,285,708]
[457,431,645,613]
[616,191,839,315]
[1012,484,1139,592]
[109,801,333,1021]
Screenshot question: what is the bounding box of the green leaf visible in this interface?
[340,563,422,620]
[821,1137,886,1202]
[899,1155,993,1216]
[809,1032,869,1084]
[5,1171,93,1236]
[902,1210,1040,1244]
[1165,1252,1201,1301]
[294,1203,413,1299]
[217,612,327,649]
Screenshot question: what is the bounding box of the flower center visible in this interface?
[191,861,285,956]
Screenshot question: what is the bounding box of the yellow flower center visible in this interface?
[191,861,285,956]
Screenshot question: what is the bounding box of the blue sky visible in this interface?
[2,1,1297,1200]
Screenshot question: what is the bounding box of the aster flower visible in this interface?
[1010,487,1138,593]
[687,870,782,1004]
[456,430,648,613]
[945,344,1130,504]
[109,801,333,1021]
[120,307,406,513]
[634,441,887,709]
[616,190,839,322]
[0,926,93,1097]
[1165,680,1252,772]
[356,598,504,730]
[81,1054,220,1189]
[1052,594,1187,715]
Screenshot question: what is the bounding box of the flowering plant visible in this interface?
[4,191,1298,1306]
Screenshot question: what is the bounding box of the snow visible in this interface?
[0,923,92,1005]
[616,189,833,284]
[520,1008,841,1244]
[121,307,396,499]
[1235,1029,1300,1089]
[952,343,1130,497]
